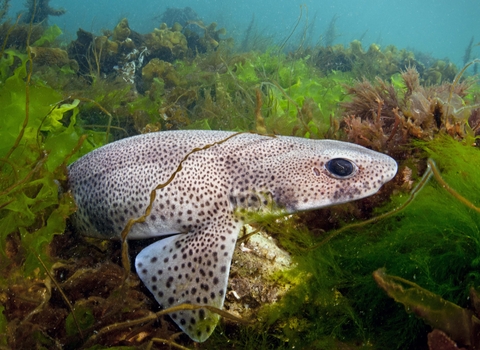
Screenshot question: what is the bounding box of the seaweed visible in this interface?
[341,63,479,159]
[155,6,200,29]
[0,44,109,347]
[374,268,479,349]
[22,0,66,26]
[194,49,353,136]
[240,14,255,52]
[0,12,479,348]
[0,22,45,53]
[237,14,275,53]
[311,40,423,80]
[248,136,480,349]
[322,14,340,47]
[0,48,97,274]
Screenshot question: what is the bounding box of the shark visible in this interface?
[67,130,398,342]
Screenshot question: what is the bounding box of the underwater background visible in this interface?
[0,0,479,349]
[7,0,480,65]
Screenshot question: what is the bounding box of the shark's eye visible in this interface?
[325,158,356,178]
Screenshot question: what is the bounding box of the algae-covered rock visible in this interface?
[314,40,422,79]
[186,21,227,53]
[94,35,118,54]
[68,28,119,77]
[113,18,131,42]
[172,22,183,32]
[158,6,200,28]
[141,58,184,89]
[424,60,458,85]
[29,46,73,68]
[349,39,363,57]
[225,225,295,321]
[144,25,188,61]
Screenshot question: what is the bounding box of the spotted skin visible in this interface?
[68,130,397,342]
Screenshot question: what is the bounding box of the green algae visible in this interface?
[373,268,480,349]
[245,136,479,349]
[65,304,95,336]
[0,49,103,277]
[31,24,62,47]
[0,47,116,348]
[186,50,352,137]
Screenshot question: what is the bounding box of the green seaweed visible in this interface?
[225,51,352,137]
[0,49,104,277]
[254,136,480,349]
[0,47,111,348]
[267,68,351,137]
[31,24,62,47]
[65,305,95,336]
[374,268,480,349]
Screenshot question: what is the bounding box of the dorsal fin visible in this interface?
[135,220,243,342]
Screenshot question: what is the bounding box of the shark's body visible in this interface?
[68,130,397,342]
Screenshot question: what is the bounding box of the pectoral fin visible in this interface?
[135,222,241,342]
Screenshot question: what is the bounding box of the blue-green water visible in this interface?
[9,0,480,65]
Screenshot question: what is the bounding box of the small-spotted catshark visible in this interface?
[68,130,397,342]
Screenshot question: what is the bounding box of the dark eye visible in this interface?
[325,158,356,178]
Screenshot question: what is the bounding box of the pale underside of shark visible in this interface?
[67,130,398,342]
